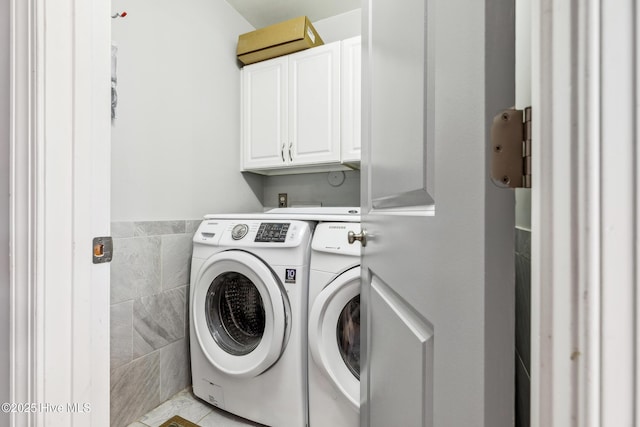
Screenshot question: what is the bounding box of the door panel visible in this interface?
[369,276,434,427]
[369,0,434,206]
[361,0,515,425]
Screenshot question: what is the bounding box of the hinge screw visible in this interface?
[495,144,503,153]
[501,112,510,121]
[502,176,510,185]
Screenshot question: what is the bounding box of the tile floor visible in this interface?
[127,388,264,427]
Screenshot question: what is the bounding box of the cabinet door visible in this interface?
[340,36,361,164]
[288,42,341,166]
[241,57,288,170]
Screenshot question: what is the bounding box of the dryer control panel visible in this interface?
[311,222,362,257]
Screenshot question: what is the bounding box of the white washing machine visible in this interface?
[190,217,314,427]
[307,222,362,427]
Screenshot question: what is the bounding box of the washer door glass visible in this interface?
[206,272,266,356]
[193,251,290,378]
[337,295,360,379]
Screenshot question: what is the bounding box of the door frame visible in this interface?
[10,0,110,426]
[532,0,638,425]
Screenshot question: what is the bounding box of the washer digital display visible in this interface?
[255,223,290,243]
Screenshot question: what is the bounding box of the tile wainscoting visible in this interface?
[110,219,201,427]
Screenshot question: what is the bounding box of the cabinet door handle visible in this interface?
[281,144,285,162]
[288,142,293,162]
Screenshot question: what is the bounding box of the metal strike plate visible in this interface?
[92,236,113,264]
[491,108,525,188]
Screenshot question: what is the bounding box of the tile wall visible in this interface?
[515,228,531,427]
[110,220,201,427]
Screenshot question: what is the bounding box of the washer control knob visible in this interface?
[231,224,249,240]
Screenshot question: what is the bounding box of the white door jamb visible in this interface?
[10,1,111,426]
[532,0,638,425]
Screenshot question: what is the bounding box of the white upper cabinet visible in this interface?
[288,42,341,166]
[340,36,361,164]
[241,56,288,170]
[241,39,361,175]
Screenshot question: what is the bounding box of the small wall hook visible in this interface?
[111,11,127,19]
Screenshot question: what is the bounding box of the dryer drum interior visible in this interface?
[337,295,360,379]
[205,271,266,356]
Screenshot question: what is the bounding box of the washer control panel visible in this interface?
[255,223,290,243]
[194,219,312,248]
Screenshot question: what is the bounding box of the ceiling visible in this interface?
[225,0,361,29]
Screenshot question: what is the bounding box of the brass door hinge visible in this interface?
[490,107,531,188]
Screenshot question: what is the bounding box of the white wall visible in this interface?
[313,9,361,43]
[111,0,263,221]
[0,0,10,422]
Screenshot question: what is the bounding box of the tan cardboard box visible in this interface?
[237,16,324,65]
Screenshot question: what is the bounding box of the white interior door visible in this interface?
[360,0,515,426]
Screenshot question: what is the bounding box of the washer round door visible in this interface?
[308,266,360,409]
[192,250,290,378]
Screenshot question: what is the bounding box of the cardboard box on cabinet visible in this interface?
[237,16,324,65]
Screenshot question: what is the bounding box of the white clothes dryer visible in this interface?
[190,217,314,427]
[308,222,362,427]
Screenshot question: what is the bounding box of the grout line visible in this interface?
[196,409,214,423]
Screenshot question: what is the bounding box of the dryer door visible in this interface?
[192,250,290,378]
[309,266,360,409]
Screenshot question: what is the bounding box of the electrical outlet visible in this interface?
[278,193,288,208]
